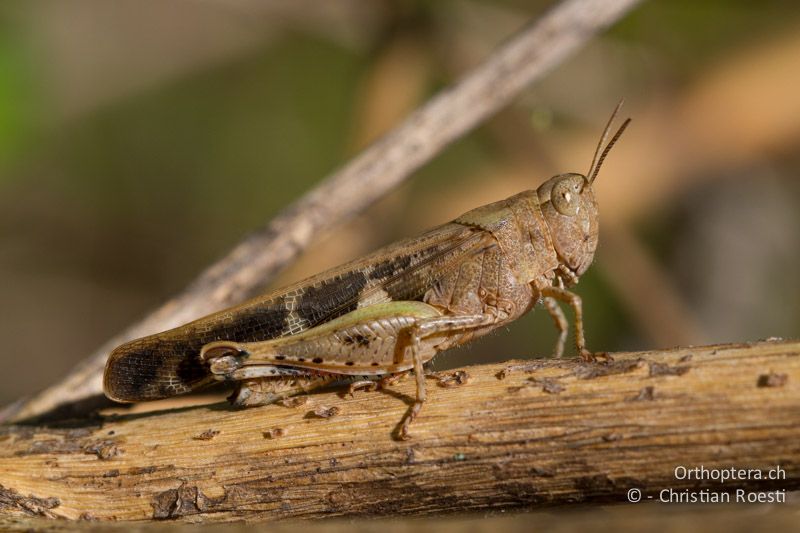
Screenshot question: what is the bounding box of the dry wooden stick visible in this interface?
[2,0,643,423]
[1,340,797,522]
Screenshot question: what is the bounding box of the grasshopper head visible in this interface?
[537,104,630,281]
[537,172,599,278]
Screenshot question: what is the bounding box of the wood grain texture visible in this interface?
[1,340,797,522]
[1,0,643,424]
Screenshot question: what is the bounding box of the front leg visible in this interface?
[540,286,593,361]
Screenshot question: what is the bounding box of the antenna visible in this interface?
[589,117,630,184]
[586,100,631,184]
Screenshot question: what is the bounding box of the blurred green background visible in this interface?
[1,0,799,406]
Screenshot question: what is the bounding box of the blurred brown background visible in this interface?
[1,0,799,407]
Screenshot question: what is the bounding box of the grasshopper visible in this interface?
[104,104,630,439]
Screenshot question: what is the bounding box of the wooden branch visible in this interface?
[1,340,797,522]
[1,0,643,424]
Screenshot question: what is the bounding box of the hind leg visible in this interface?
[396,313,498,440]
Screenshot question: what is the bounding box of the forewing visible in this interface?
[104,222,489,401]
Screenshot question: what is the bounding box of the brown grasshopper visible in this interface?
[104,104,630,439]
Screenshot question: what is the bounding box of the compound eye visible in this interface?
[551,176,581,216]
